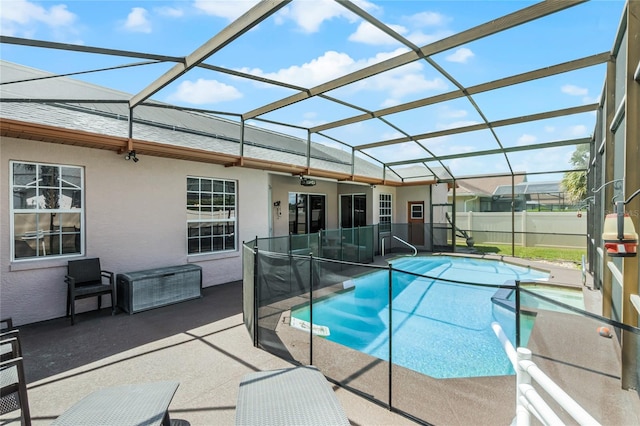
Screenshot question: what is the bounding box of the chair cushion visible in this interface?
[72,283,112,296]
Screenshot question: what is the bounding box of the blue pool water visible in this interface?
[291,255,550,379]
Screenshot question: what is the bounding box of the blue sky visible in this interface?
[0,0,627,181]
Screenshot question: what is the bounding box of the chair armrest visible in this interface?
[65,275,76,288]
[101,270,114,284]
[0,317,13,332]
[1,336,21,360]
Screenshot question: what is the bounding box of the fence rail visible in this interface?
[455,211,586,249]
[492,322,600,426]
[242,242,639,424]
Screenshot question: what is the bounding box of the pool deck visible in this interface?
[3,254,640,425]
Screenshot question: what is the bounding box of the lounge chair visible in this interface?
[235,365,350,425]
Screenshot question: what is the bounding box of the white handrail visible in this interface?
[491,322,601,426]
[381,236,417,256]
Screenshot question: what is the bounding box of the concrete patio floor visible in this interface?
[4,255,640,425]
[6,281,415,426]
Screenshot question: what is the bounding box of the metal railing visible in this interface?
[492,322,600,426]
[242,239,640,425]
[381,235,417,256]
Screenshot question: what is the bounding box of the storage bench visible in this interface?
[116,264,202,314]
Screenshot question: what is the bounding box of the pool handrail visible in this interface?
[491,322,601,426]
[381,235,417,256]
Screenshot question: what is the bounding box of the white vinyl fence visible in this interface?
[455,212,586,249]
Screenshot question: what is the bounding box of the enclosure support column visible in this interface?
[522,210,527,248]
[602,53,617,318]
[511,174,516,256]
[621,0,639,391]
[388,264,393,411]
[253,243,259,347]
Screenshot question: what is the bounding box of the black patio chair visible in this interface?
[0,318,13,333]
[1,330,179,426]
[65,258,115,325]
[0,332,30,426]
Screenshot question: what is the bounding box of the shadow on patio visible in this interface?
[7,281,414,426]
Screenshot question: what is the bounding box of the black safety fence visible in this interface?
[242,243,640,424]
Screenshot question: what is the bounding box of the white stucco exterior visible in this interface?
[1,137,270,325]
[1,137,444,326]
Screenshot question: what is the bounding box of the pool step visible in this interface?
[491,288,515,311]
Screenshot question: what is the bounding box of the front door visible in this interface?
[408,201,424,246]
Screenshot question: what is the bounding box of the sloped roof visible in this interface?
[0,60,403,184]
[1,1,623,184]
[450,174,526,197]
[493,181,563,196]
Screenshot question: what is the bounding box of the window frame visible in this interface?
[379,193,392,232]
[10,161,85,261]
[186,176,237,255]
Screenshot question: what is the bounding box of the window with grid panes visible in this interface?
[11,161,83,260]
[379,193,392,232]
[187,176,236,254]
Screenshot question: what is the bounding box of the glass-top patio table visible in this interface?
[51,381,179,426]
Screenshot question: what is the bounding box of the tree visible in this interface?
[561,144,589,204]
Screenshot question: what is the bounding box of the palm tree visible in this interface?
[561,145,589,204]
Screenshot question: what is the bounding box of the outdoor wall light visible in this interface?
[602,190,640,257]
[124,150,139,163]
[300,176,316,187]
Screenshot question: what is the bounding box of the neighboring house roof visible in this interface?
[449,174,526,197]
[1,60,408,184]
[493,181,563,196]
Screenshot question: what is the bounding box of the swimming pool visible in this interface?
[291,255,550,379]
[517,284,585,312]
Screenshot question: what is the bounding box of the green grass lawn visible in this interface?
[457,243,585,265]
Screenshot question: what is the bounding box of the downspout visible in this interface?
[464,196,478,212]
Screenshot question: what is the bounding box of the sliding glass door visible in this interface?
[340,194,366,228]
[289,193,326,234]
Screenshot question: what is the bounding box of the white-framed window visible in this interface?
[411,203,424,219]
[187,176,236,254]
[379,193,392,232]
[11,161,84,260]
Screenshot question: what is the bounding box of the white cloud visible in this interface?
[347,21,452,47]
[167,79,243,105]
[239,48,447,106]
[408,11,450,27]
[567,124,588,137]
[517,134,537,146]
[405,29,453,46]
[278,0,360,33]
[123,7,152,33]
[238,50,355,87]
[445,47,474,64]
[0,0,77,37]
[561,84,588,96]
[193,0,258,21]
[348,21,407,45]
[156,7,184,18]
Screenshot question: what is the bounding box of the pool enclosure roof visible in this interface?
[0,0,627,185]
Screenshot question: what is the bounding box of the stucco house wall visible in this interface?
[395,185,442,223]
[268,174,339,237]
[1,137,269,326]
